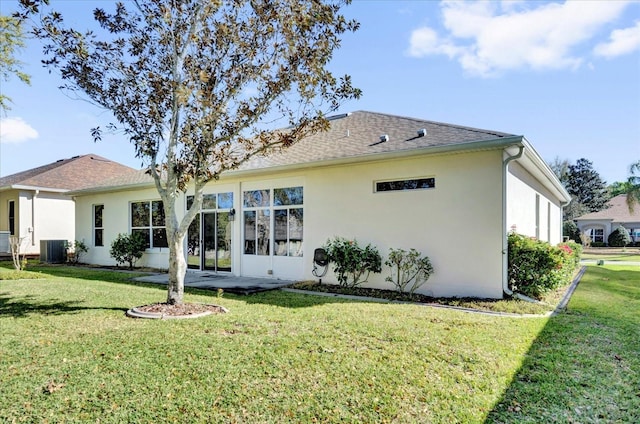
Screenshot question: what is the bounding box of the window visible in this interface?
[94,204,104,246]
[131,200,167,249]
[274,187,303,257]
[186,192,233,210]
[243,186,304,257]
[243,190,270,255]
[587,228,604,243]
[8,200,15,235]
[375,177,435,192]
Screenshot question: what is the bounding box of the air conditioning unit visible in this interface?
[40,240,67,263]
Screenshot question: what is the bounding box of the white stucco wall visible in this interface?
[506,161,563,244]
[0,190,75,255]
[76,149,507,298]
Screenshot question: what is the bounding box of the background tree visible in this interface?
[549,156,570,186]
[625,160,640,212]
[0,14,31,111]
[22,0,361,305]
[564,158,609,221]
[608,180,633,198]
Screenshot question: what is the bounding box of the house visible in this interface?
[70,111,571,298]
[575,194,640,245]
[0,154,138,256]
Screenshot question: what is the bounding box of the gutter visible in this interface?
[502,145,524,297]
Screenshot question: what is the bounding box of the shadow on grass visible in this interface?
[485,266,640,423]
[0,292,128,318]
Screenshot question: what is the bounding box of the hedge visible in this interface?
[508,233,581,300]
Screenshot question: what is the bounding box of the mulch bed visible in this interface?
[133,302,227,317]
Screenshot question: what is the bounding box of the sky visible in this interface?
[1,0,639,184]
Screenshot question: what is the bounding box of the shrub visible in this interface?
[590,241,607,248]
[385,248,434,296]
[607,226,631,247]
[562,221,581,242]
[323,237,382,288]
[110,233,147,269]
[64,240,89,264]
[508,233,579,300]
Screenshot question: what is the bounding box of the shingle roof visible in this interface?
[575,194,640,223]
[0,154,139,191]
[238,110,516,170]
[70,111,522,194]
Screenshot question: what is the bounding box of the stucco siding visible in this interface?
[507,161,563,244]
[75,149,506,298]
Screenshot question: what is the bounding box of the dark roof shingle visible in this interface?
[576,194,640,223]
[0,154,139,191]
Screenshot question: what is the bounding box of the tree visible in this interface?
[608,180,633,198]
[22,0,361,305]
[0,14,31,111]
[549,156,570,186]
[626,160,640,212]
[565,158,609,220]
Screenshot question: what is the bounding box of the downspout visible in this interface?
[502,146,524,297]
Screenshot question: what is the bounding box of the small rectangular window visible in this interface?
[375,177,435,192]
[93,204,104,247]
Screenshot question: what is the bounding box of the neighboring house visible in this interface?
[575,194,640,244]
[70,111,570,298]
[0,154,138,256]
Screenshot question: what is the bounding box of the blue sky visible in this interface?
[1,0,639,184]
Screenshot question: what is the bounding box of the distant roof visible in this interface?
[0,154,138,192]
[575,194,640,223]
[238,110,517,170]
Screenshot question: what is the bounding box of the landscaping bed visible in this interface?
[289,280,568,315]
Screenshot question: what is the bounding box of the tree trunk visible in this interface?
[167,232,187,304]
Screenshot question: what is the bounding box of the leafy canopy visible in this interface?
[0,14,31,111]
[20,0,361,304]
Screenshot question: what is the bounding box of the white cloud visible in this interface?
[0,117,39,144]
[408,0,633,77]
[594,21,640,58]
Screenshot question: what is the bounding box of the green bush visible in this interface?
[508,233,580,300]
[63,240,89,264]
[562,221,581,242]
[590,241,607,248]
[607,226,631,247]
[385,248,434,296]
[323,237,382,288]
[110,233,147,269]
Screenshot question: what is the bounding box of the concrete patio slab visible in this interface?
[134,271,294,295]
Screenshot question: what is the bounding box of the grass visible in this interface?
[581,253,640,262]
[486,265,640,423]
[0,265,637,422]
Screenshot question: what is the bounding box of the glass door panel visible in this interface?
[187,214,200,269]
[216,212,232,272]
[203,213,217,270]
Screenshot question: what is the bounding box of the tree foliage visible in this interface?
[21,0,361,304]
[626,160,640,213]
[563,158,609,221]
[0,14,31,111]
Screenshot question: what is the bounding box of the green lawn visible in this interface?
[1,265,637,423]
[581,253,640,262]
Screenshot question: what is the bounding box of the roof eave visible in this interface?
[224,135,527,179]
[4,184,70,194]
[68,181,155,196]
